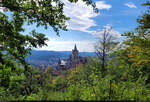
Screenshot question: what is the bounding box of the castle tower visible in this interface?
[58,58,61,65]
[72,44,79,67]
[72,44,79,60]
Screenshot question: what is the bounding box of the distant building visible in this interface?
[57,58,67,70]
[56,44,88,70]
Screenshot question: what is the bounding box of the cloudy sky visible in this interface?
[2,0,148,52]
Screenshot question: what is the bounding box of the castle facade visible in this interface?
[56,44,88,70]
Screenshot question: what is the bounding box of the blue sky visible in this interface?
[1,0,148,52]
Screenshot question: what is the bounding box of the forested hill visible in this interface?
[26,50,96,68]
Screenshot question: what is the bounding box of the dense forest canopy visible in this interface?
[1,0,150,101]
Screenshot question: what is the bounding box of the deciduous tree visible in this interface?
[95,27,118,77]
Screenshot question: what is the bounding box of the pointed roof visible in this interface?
[58,58,66,65]
[74,44,78,51]
[60,60,66,65]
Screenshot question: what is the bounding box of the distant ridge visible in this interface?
[26,50,96,68]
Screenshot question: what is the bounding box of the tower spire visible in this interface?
[74,44,77,51]
[72,44,79,68]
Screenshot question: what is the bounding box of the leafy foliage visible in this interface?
[1,0,150,101]
[0,0,96,99]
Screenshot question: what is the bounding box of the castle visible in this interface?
[56,44,88,71]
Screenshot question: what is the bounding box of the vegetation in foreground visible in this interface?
[1,0,150,101]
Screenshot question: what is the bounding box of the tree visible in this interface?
[0,0,97,96]
[120,1,150,83]
[137,1,150,32]
[95,27,118,77]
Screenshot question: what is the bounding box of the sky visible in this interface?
[1,0,148,52]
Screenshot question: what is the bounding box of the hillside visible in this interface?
[26,50,96,68]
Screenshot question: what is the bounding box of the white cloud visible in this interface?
[35,39,96,52]
[124,2,137,8]
[35,24,121,52]
[95,24,121,39]
[96,1,112,10]
[63,0,112,34]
